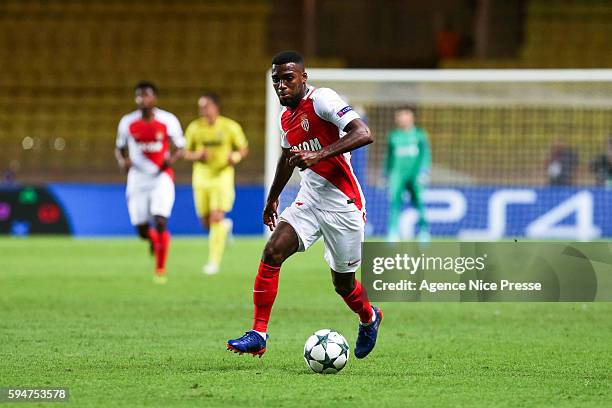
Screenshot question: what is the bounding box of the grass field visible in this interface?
[1,237,611,407]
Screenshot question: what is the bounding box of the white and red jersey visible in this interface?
[280,87,365,212]
[116,108,185,190]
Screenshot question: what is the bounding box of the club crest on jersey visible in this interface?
[300,115,310,132]
[155,131,164,141]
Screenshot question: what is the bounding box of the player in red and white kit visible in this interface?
[115,81,185,284]
[227,51,382,358]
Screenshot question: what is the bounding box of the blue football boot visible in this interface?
[354,306,383,359]
[227,331,267,357]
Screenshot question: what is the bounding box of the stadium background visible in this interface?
[1,0,611,238]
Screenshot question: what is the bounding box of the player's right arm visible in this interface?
[115,116,131,173]
[263,147,295,231]
[183,150,208,162]
[114,146,131,173]
[182,122,208,162]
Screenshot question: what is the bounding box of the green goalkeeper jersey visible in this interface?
[385,126,431,179]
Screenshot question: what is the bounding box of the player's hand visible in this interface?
[262,199,279,231]
[289,150,322,170]
[228,151,242,166]
[197,149,208,162]
[159,159,171,172]
[418,168,431,186]
[119,158,132,174]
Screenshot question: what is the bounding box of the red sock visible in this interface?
[156,230,170,273]
[341,279,373,324]
[252,261,281,332]
[149,228,159,242]
[148,228,159,252]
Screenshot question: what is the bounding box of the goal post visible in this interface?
[264,69,612,240]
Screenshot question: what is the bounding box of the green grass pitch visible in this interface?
[1,237,611,407]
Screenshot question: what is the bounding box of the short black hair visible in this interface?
[271,50,304,67]
[397,105,417,115]
[200,92,221,108]
[134,80,158,95]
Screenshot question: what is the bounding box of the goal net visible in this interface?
[265,69,612,240]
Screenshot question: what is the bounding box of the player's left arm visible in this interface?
[289,118,372,170]
[384,131,394,177]
[417,129,432,185]
[162,114,186,169]
[166,144,185,166]
[228,122,249,166]
[290,118,372,170]
[229,146,249,165]
[289,88,372,170]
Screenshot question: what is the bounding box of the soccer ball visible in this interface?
[303,329,349,374]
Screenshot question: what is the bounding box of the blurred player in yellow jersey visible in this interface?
[184,93,249,274]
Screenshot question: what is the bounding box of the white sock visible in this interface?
[254,330,266,340]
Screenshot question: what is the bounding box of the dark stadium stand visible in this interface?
[443,0,612,68]
[1,0,611,185]
[0,0,270,183]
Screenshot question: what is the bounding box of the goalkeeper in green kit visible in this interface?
[384,106,431,242]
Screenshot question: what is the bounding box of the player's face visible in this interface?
[135,88,157,110]
[395,110,414,129]
[271,63,307,108]
[198,97,219,119]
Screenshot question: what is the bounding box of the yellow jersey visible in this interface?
[185,115,248,188]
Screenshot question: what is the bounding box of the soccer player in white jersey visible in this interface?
[115,81,185,284]
[227,51,383,358]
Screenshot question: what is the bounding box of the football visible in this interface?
[303,329,349,374]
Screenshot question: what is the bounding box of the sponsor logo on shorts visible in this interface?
[347,259,361,267]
